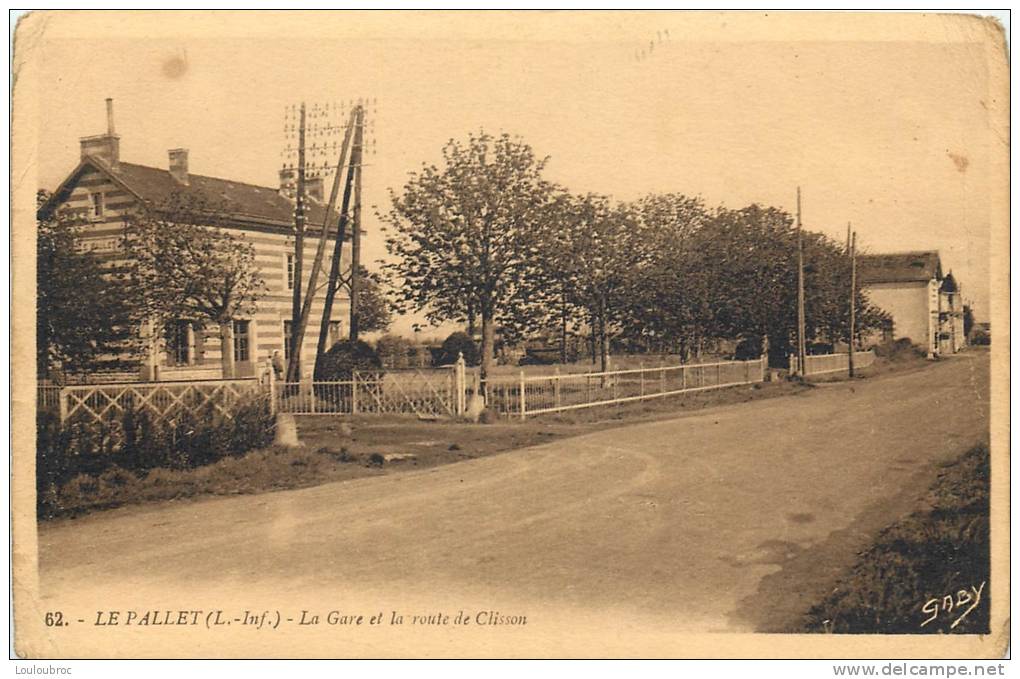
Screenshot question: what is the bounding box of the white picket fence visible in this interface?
[52,378,265,424]
[790,350,876,377]
[43,356,772,423]
[483,357,767,419]
[37,385,62,413]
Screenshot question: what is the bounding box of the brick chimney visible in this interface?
[79,98,120,168]
[278,168,322,202]
[305,175,324,202]
[279,167,296,198]
[168,148,189,185]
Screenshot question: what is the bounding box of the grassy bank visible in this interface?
[801,442,990,634]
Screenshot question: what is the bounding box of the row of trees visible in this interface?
[37,190,391,382]
[39,132,887,383]
[382,132,888,377]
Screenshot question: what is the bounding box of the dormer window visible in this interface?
[90,192,104,219]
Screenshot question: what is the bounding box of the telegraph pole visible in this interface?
[348,97,377,340]
[796,187,807,375]
[848,225,857,377]
[560,282,568,364]
[347,99,375,342]
[316,104,364,374]
[282,101,347,383]
[286,103,307,384]
[349,120,363,341]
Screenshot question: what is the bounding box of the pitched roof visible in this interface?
[40,157,338,231]
[858,251,942,284]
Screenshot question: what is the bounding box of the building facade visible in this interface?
[938,271,966,355]
[37,100,350,381]
[858,250,965,358]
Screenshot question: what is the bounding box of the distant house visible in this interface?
[858,250,965,358]
[37,100,348,381]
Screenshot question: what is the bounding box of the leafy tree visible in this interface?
[374,334,412,368]
[690,204,799,358]
[803,234,889,350]
[689,204,887,362]
[623,193,711,357]
[382,132,556,378]
[537,193,647,373]
[36,191,140,381]
[527,193,594,364]
[353,266,393,334]
[440,331,480,366]
[803,232,854,346]
[314,339,381,381]
[123,192,266,378]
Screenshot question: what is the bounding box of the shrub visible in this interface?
[970,329,990,346]
[97,466,141,500]
[37,411,72,502]
[122,406,176,470]
[440,331,479,366]
[314,339,382,381]
[733,337,763,361]
[56,473,101,511]
[874,337,926,361]
[375,334,412,369]
[519,348,558,366]
[36,394,274,518]
[426,345,444,366]
[807,341,834,355]
[144,467,183,487]
[228,395,276,454]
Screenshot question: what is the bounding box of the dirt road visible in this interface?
[32,353,989,655]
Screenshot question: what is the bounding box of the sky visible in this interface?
[19,11,1007,330]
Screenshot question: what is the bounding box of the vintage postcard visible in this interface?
[10,10,1009,659]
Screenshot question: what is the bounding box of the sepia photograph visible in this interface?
[9,9,1010,661]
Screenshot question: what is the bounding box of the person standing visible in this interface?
[271,349,285,380]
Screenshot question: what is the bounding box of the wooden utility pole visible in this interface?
[848,225,857,377]
[286,103,307,383]
[287,106,356,384]
[315,104,364,374]
[559,282,568,364]
[349,120,364,341]
[795,187,807,375]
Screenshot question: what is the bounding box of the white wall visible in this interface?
[863,280,933,352]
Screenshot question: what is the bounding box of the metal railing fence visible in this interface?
[483,357,766,419]
[274,368,458,418]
